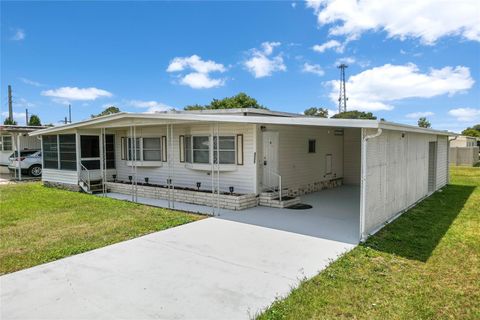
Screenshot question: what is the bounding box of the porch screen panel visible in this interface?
[80,135,100,170]
[105,134,115,168]
[43,135,59,169]
[59,134,77,170]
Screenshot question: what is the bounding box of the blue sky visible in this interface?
[1,0,479,132]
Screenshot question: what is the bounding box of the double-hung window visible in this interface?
[192,136,210,164]
[122,137,161,162]
[184,135,237,165]
[143,138,161,161]
[214,136,235,164]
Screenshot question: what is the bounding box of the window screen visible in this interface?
[214,136,235,164]
[143,137,161,161]
[43,135,58,169]
[59,134,76,170]
[81,135,100,158]
[193,136,209,164]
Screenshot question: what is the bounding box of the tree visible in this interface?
[92,106,121,118]
[461,124,480,137]
[304,107,329,118]
[184,93,266,110]
[3,118,17,125]
[418,117,431,128]
[183,104,206,111]
[331,110,377,120]
[28,114,42,126]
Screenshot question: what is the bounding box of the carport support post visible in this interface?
[15,133,22,181]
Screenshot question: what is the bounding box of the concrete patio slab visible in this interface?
[1,213,356,319]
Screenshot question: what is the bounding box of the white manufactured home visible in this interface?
[30,109,451,241]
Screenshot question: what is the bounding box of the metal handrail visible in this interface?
[269,171,283,201]
[80,163,91,191]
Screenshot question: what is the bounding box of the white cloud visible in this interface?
[335,57,356,66]
[180,72,225,89]
[302,63,325,76]
[166,55,225,74]
[327,63,474,111]
[291,2,297,8]
[244,42,286,78]
[11,28,25,41]
[306,0,480,44]
[312,40,344,53]
[41,87,113,101]
[19,77,42,87]
[448,108,480,121]
[128,100,174,113]
[406,111,434,119]
[166,55,226,89]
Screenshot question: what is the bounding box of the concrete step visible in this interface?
[259,196,301,208]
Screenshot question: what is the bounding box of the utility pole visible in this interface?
[8,85,13,122]
[64,116,68,124]
[337,64,348,114]
[68,104,72,123]
[26,108,29,125]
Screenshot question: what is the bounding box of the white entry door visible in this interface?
[262,131,279,190]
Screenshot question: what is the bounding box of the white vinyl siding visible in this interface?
[362,129,445,237]
[263,125,344,190]
[343,128,361,185]
[42,169,79,185]
[113,123,256,194]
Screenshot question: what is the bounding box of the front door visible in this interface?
[262,131,279,190]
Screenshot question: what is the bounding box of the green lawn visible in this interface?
[259,166,480,320]
[0,183,202,275]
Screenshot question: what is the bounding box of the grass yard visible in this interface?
[259,166,480,320]
[0,183,202,275]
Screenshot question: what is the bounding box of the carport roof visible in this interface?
[29,111,453,136]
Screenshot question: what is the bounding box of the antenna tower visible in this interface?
[337,64,348,113]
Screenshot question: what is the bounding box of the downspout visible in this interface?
[359,127,383,242]
[447,135,458,182]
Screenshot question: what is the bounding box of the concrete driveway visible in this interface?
[1,217,355,319]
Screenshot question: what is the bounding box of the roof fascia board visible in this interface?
[379,121,452,136]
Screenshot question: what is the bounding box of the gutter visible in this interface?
[359,128,383,241]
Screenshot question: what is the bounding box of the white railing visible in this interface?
[80,163,91,192]
[267,171,283,201]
